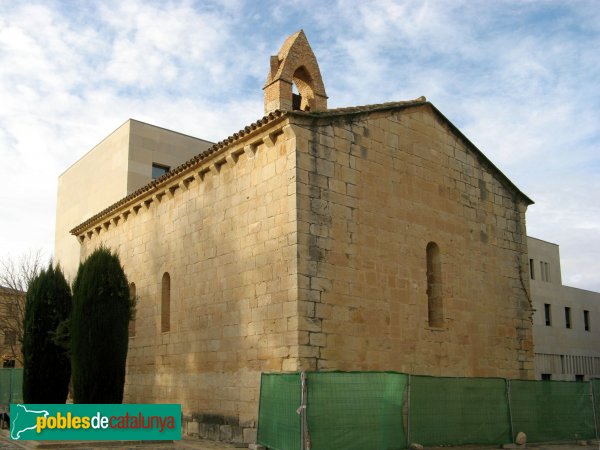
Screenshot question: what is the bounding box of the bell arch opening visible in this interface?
[291,66,316,111]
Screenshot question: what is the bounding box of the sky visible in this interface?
[0,0,598,291]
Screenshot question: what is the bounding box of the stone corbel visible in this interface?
[282,124,296,140]
[226,153,239,166]
[198,167,210,181]
[263,132,277,148]
[244,144,257,158]
[166,184,179,198]
[182,175,196,190]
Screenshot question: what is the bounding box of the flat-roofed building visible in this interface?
[55,119,213,280]
[529,236,600,381]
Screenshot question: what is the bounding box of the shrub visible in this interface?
[71,247,130,404]
[22,264,71,403]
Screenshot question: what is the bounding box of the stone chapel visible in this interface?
[57,31,534,443]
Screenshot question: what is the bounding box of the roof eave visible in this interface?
[70,110,289,236]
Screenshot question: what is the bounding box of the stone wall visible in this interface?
[79,120,298,444]
[291,104,534,379]
[56,119,212,281]
[0,287,24,367]
[74,103,535,445]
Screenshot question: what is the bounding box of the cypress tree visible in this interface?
[71,247,130,404]
[22,264,71,403]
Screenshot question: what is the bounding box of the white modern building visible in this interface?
[54,119,213,280]
[529,236,600,380]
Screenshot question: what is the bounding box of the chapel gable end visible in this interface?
[263,30,328,114]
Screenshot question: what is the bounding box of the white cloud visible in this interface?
[0,0,598,292]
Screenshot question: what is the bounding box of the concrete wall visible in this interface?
[55,121,130,280]
[529,236,600,380]
[126,120,213,193]
[292,105,534,379]
[54,119,212,280]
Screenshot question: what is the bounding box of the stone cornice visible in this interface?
[70,97,533,242]
[70,110,289,239]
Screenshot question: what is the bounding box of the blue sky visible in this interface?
[0,0,599,290]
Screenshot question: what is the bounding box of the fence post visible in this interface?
[506,379,514,442]
[299,371,310,450]
[9,368,13,404]
[406,374,411,447]
[591,379,599,440]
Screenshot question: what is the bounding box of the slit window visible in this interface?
[539,261,550,282]
[529,259,535,279]
[565,307,571,329]
[584,310,590,332]
[426,242,443,328]
[161,272,170,333]
[544,303,552,326]
[129,282,136,338]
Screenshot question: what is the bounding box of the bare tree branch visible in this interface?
[0,249,45,366]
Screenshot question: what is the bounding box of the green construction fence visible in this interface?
[0,368,23,405]
[510,379,595,442]
[257,372,600,450]
[410,375,511,446]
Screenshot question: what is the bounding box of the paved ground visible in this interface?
[0,430,239,450]
[426,445,600,450]
[390,442,594,450]
[2,429,600,450]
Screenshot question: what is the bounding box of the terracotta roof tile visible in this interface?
[289,97,428,117]
[70,110,286,235]
[70,96,531,235]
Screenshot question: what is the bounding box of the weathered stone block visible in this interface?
[243,427,257,444]
[220,425,233,442]
[187,420,199,435]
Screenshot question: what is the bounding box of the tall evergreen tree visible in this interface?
[22,264,71,403]
[71,247,130,404]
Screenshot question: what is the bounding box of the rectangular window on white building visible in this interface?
[544,304,552,326]
[539,261,550,282]
[529,259,535,279]
[152,163,170,180]
[584,310,590,332]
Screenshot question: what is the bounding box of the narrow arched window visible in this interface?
[161,273,170,332]
[426,242,443,327]
[128,282,136,338]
